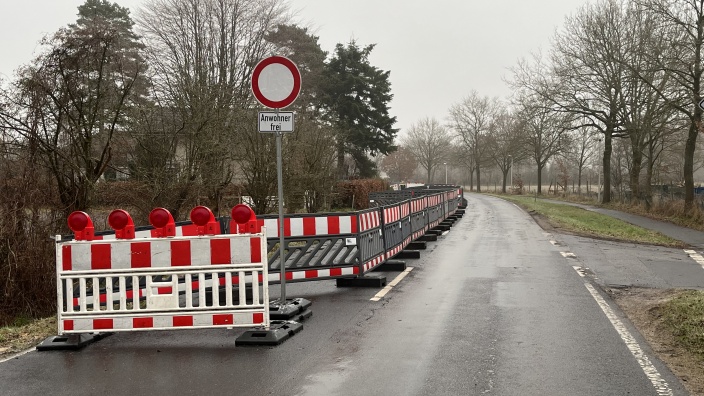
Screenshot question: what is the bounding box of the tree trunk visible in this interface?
[502,169,508,193]
[629,145,643,204]
[537,164,543,194]
[337,140,346,179]
[603,131,612,204]
[684,121,697,211]
[476,167,482,192]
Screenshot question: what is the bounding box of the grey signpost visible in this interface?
[251,56,301,314]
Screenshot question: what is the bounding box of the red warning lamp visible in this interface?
[190,206,217,235]
[149,208,176,237]
[230,204,260,234]
[108,209,135,239]
[67,211,95,241]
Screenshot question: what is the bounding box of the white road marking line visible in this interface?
[572,266,586,277]
[684,249,704,270]
[370,267,414,302]
[0,347,34,364]
[560,252,576,258]
[573,268,673,396]
[550,240,559,246]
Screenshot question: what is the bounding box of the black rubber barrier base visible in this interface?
[374,260,406,271]
[434,224,451,232]
[441,220,455,226]
[336,275,387,288]
[418,234,438,242]
[408,241,427,250]
[456,209,466,214]
[37,332,111,351]
[291,309,313,323]
[235,320,303,346]
[395,250,421,259]
[426,229,443,236]
[269,297,312,320]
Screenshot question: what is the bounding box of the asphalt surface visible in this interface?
[0,193,698,395]
[540,198,704,290]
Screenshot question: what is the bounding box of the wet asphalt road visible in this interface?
[1,193,699,395]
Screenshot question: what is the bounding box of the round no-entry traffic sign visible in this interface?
[251,56,301,109]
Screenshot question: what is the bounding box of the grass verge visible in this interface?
[495,194,684,247]
[662,290,704,363]
[0,317,55,359]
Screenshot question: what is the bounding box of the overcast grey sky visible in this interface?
[0,0,591,137]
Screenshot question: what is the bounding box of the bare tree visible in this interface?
[402,117,453,184]
[0,1,146,214]
[136,0,289,216]
[380,146,418,184]
[449,91,499,192]
[518,94,572,194]
[630,0,704,211]
[486,108,526,193]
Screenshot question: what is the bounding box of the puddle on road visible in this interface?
[295,359,353,396]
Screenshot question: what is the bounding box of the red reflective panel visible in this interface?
[67,211,89,232]
[190,206,212,226]
[231,204,254,224]
[108,210,130,230]
[149,208,171,228]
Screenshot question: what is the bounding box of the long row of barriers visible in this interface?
[43,186,464,347]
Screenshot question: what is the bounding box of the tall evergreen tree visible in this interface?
[321,42,398,178]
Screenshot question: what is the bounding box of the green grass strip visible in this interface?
[663,290,704,362]
[497,195,683,247]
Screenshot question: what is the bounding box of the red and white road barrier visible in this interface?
[56,205,269,335]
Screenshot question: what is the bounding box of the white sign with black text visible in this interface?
[258,111,294,133]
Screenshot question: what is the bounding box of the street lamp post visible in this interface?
[444,162,448,184]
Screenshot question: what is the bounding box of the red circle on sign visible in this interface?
[251,56,301,109]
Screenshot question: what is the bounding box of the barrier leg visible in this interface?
[373,260,407,272]
[336,276,387,288]
[236,320,304,346]
[37,333,111,351]
[269,297,313,320]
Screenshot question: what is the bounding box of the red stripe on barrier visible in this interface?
[213,314,233,325]
[351,216,358,234]
[303,217,316,235]
[330,268,342,277]
[180,224,199,236]
[133,317,153,328]
[254,312,264,324]
[91,244,111,270]
[170,240,191,266]
[63,320,74,331]
[305,270,318,279]
[210,239,231,264]
[353,266,360,274]
[131,242,151,268]
[62,245,72,271]
[157,287,172,294]
[283,218,291,237]
[285,272,294,281]
[173,316,193,327]
[328,216,340,234]
[250,237,262,263]
[93,318,113,330]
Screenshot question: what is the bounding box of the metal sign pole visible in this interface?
[276,109,287,304]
